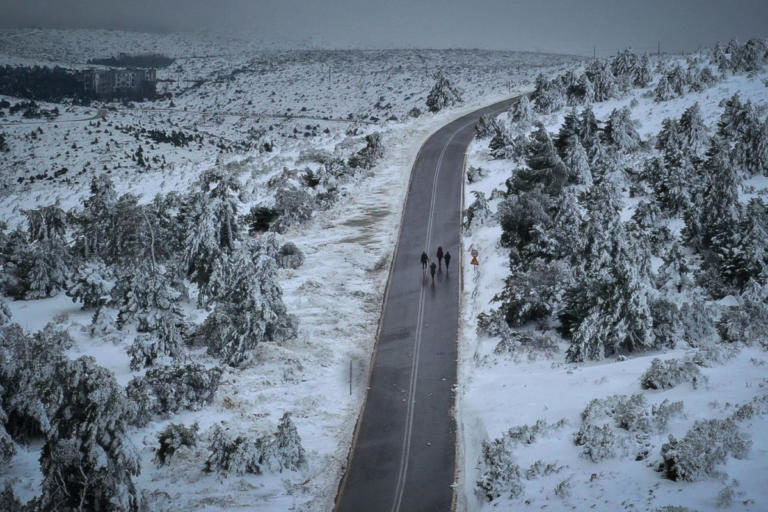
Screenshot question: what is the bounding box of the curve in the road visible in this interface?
[335,96,519,512]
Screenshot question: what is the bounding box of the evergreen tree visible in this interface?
[585,60,617,102]
[602,107,641,152]
[66,260,115,310]
[183,169,240,288]
[578,106,602,159]
[532,73,565,113]
[633,54,653,88]
[200,244,296,367]
[654,76,675,102]
[721,199,768,289]
[554,109,581,159]
[39,357,140,512]
[513,123,569,195]
[610,49,639,92]
[510,96,534,127]
[19,204,70,299]
[678,103,708,156]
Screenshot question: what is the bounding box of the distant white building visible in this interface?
[81,68,157,98]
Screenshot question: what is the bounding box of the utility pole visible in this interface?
[593,46,596,60]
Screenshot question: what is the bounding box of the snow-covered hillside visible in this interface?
[458,43,768,511]
[0,29,579,511]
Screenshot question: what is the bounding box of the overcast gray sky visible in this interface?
[1,0,766,56]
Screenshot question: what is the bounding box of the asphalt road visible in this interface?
[334,96,519,512]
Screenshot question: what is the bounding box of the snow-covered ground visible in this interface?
[457,55,768,511]
[0,29,579,510]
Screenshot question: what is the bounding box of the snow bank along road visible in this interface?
[335,96,518,512]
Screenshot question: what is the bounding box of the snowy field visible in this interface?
[0,29,580,510]
[458,45,768,511]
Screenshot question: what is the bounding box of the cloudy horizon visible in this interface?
[1,0,767,56]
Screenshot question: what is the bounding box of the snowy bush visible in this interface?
[347,132,384,169]
[640,358,707,390]
[463,191,491,233]
[576,394,684,462]
[426,72,462,112]
[204,424,266,476]
[493,330,559,361]
[477,419,566,501]
[39,356,140,512]
[126,363,222,427]
[466,166,488,184]
[524,460,564,480]
[277,242,305,269]
[155,422,199,466]
[204,413,305,477]
[476,437,523,501]
[574,423,616,462]
[660,418,750,481]
[270,187,314,233]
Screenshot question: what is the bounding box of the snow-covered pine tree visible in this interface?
[683,137,740,251]
[730,38,768,73]
[39,356,140,512]
[678,103,709,157]
[561,136,592,186]
[716,94,757,142]
[426,72,463,112]
[514,123,569,195]
[115,263,184,330]
[711,42,731,73]
[656,243,694,294]
[475,114,501,139]
[720,199,768,290]
[510,96,534,127]
[654,75,675,102]
[602,107,641,152]
[585,60,618,102]
[183,169,240,288]
[610,49,639,92]
[70,175,118,261]
[633,54,653,88]
[128,311,188,370]
[532,74,565,114]
[554,109,581,159]
[269,412,306,472]
[578,106,602,160]
[19,204,70,299]
[200,243,296,366]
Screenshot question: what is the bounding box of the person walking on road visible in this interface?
[420,251,429,276]
[444,251,451,271]
[436,246,444,270]
[430,262,437,283]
